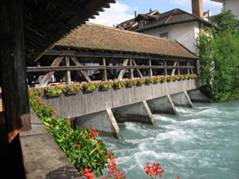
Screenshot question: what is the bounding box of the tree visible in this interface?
[198,10,239,101]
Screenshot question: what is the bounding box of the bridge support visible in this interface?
[74,107,120,139]
[171,91,193,108]
[113,101,153,125]
[188,89,211,102]
[147,95,177,114]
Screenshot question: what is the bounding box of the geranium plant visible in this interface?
[145,162,164,179]
[82,83,98,93]
[44,87,63,97]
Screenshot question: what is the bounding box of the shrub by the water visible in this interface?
[197,10,239,101]
[29,90,109,176]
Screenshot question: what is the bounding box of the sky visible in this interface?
[89,0,222,26]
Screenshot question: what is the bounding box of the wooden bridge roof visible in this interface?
[24,0,115,61]
[56,24,197,59]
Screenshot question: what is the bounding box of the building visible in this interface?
[211,0,239,18]
[117,0,212,53]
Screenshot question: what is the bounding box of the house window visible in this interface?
[139,20,147,29]
[159,32,168,39]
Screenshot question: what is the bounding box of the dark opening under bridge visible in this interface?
[27,24,209,138]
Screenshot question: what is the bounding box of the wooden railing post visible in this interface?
[65,57,72,84]
[177,61,181,75]
[102,58,108,81]
[130,59,134,79]
[164,61,168,76]
[149,59,153,78]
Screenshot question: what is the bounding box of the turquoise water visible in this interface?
[102,101,239,179]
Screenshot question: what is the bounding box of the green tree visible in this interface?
[198,10,239,101]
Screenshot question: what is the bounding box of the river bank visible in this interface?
[102,101,239,179]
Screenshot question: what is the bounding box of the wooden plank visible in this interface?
[0,0,31,132]
[171,61,177,76]
[65,57,72,84]
[117,59,129,80]
[132,60,143,78]
[165,61,168,76]
[71,57,92,82]
[45,49,198,61]
[39,57,63,87]
[149,59,153,77]
[129,59,134,79]
[0,88,3,112]
[102,58,108,81]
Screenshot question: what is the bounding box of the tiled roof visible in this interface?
[56,23,197,59]
[117,8,212,32]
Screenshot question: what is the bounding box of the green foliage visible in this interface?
[144,78,153,85]
[134,79,145,86]
[29,91,109,176]
[63,84,81,95]
[98,82,113,91]
[44,87,64,97]
[197,11,239,101]
[125,79,134,88]
[113,80,124,89]
[82,83,98,93]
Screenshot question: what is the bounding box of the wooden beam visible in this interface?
[171,62,177,76]
[71,57,92,82]
[65,57,71,84]
[165,61,168,76]
[117,59,129,80]
[45,49,198,61]
[177,61,181,75]
[27,65,196,72]
[102,58,107,81]
[149,59,153,77]
[39,57,63,87]
[132,60,143,78]
[129,59,134,79]
[0,0,31,133]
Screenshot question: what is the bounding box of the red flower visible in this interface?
[90,128,98,138]
[144,162,164,177]
[83,168,95,179]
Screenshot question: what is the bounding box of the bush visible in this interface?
[63,84,81,95]
[82,83,97,93]
[125,79,134,88]
[134,79,145,86]
[113,80,124,89]
[98,82,113,91]
[145,78,153,85]
[44,87,63,97]
[29,91,109,176]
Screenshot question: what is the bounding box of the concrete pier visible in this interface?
[188,89,211,102]
[171,91,193,108]
[113,101,154,125]
[74,107,120,139]
[147,95,177,114]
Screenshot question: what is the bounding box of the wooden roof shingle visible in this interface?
[56,23,197,59]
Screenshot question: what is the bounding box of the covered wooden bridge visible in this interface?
[26,24,201,139]
[27,24,198,86]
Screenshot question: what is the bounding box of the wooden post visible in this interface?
[149,59,153,77]
[130,59,134,79]
[177,61,181,75]
[102,58,108,81]
[187,61,190,74]
[164,61,168,76]
[0,0,31,134]
[118,59,129,80]
[65,57,71,84]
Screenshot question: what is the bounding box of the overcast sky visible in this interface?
[89,0,222,26]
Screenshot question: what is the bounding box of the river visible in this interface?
[102,101,239,179]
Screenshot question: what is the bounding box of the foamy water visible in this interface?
[101,101,239,179]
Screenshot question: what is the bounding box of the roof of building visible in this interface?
[117,8,212,32]
[24,0,115,61]
[56,23,197,59]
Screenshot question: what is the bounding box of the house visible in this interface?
[117,0,212,53]
[211,0,239,18]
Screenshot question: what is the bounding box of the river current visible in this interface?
[102,101,239,179]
